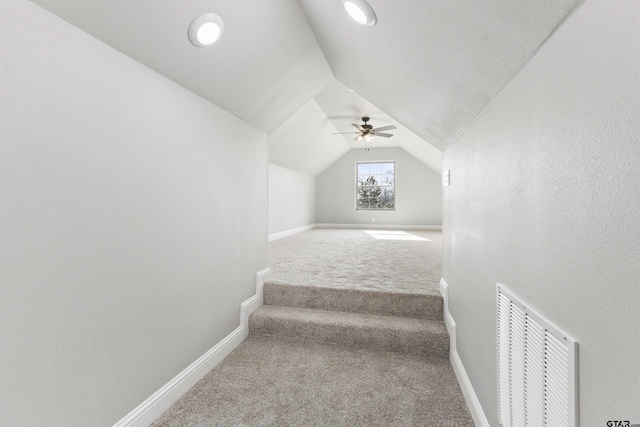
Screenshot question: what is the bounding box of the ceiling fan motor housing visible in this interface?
[361,116,373,130]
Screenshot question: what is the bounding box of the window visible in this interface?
[356,161,395,210]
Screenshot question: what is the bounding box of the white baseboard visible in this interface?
[440,278,489,427]
[245,268,271,331]
[113,327,245,427]
[268,224,316,242]
[315,223,442,231]
[113,268,271,427]
[439,278,455,344]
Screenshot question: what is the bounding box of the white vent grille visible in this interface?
[497,285,578,427]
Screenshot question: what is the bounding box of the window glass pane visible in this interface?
[357,163,369,175]
[356,193,368,209]
[382,163,394,174]
[369,163,382,174]
[358,174,370,185]
[381,187,395,208]
[382,175,394,186]
[360,176,376,186]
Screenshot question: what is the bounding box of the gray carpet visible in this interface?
[269,228,443,295]
[151,337,473,427]
[151,228,473,426]
[263,282,444,320]
[249,303,450,358]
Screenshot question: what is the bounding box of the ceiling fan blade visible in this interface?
[373,132,394,138]
[352,123,365,131]
[372,125,397,132]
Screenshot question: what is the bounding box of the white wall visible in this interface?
[0,2,268,426]
[316,147,442,227]
[443,1,640,425]
[269,163,315,237]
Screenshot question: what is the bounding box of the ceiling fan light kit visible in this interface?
[342,0,377,26]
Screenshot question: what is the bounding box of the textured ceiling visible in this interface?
[30,0,334,134]
[300,0,581,150]
[268,98,351,177]
[313,80,443,173]
[29,0,581,175]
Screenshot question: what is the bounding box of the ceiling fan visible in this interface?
[334,116,397,142]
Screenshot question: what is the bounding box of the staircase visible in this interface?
[151,277,475,426]
[249,282,449,359]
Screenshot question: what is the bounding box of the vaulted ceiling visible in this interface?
[29,0,581,176]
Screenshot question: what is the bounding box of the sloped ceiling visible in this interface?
[300,0,581,149]
[29,0,581,176]
[29,0,334,134]
[312,80,443,173]
[268,98,351,177]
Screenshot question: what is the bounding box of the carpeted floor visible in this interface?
[151,337,473,427]
[269,228,443,295]
[151,228,474,426]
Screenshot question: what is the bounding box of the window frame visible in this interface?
[355,161,396,211]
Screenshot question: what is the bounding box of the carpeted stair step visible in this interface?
[264,282,443,320]
[249,305,449,358]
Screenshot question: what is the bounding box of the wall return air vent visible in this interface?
[497,284,579,427]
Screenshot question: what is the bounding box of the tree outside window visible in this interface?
[356,162,395,210]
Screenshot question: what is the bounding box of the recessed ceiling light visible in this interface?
[342,0,377,26]
[188,13,224,47]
